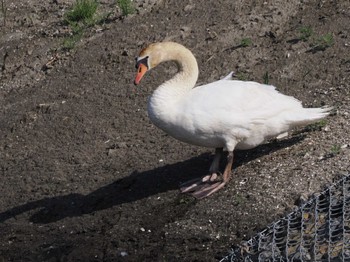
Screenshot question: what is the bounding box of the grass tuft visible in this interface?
[295,26,334,53]
[299,26,313,41]
[297,26,334,52]
[305,119,327,132]
[330,144,341,155]
[65,0,98,23]
[1,0,6,27]
[62,0,99,50]
[240,38,252,47]
[235,72,249,81]
[63,30,83,50]
[117,0,134,16]
[315,33,334,49]
[263,71,269,85]
[234,194,246,205]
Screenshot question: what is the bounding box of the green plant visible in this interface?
[178,197,193,204]
[306,119,327,131]
[94,11,113,25]
[234,194,246,205]
[330,144,341,155]
[63,31,83,50]
[263,71,269,85]
[240,38,252,47]
[297,26,334,52]
[315,33,334,49]
[236,72,249,81]
[117,0,134,16]
[299,26,313,41]
[62,21,84,50]
[65,0,98,24]
[1,0,6,27]
[62,0,99,50]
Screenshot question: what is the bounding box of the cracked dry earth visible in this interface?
[1,0,350,261]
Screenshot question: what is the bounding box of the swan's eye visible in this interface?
[135,56,149,70]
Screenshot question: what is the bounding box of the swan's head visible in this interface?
[134,43,165,85]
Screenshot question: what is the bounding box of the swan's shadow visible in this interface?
[0,135,305,224]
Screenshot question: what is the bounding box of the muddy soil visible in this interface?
[1,0,350,261]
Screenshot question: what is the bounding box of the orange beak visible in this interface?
[134,64,148,85]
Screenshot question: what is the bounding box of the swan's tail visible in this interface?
[287,106,333,127]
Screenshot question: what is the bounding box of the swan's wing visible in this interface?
[182,80,302,131]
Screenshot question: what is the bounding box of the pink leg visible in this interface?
[180,150,234,199]
[180,148,222,192]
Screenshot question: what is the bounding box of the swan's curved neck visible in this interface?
[147,42,199,127]
[156,42,199,95]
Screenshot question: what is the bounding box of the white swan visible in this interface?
[134,42,332,199]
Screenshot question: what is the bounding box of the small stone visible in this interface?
[318,155,325,160]
[184,4,194,12]
[180,26,191,32]
[117,142,127,148]
[303,152,311,158]
[239,178,248,185]
[108,149,118,156]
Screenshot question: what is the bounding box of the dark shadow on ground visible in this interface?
[0,135,305,224]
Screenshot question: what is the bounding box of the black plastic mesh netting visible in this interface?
[221,175,350,262]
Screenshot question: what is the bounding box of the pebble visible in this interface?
[184,4,194,12]
[116,142,127,148]
[180,26,191,32]
[108,149,118,156]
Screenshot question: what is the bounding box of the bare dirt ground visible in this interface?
[1,0,350,261]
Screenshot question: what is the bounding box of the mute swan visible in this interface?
[134,42,332,199]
